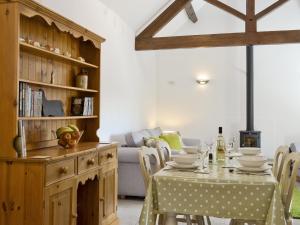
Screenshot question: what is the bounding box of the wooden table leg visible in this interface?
[165,213,177,225]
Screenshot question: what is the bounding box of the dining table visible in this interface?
[139,161,286,225]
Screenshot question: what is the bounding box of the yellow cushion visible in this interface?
[160,133,182,150]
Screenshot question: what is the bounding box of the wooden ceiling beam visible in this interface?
[137,0,191,39]
[136,30,300,50]
[203,0,246,21]
[185,2,198,23]
[246,0,256,32]
[256,0,289,20]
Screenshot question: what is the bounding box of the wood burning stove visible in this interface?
[240,45,261,147]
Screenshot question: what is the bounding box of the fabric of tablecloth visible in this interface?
[139,164,285,225]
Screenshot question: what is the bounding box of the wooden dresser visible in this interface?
[0,142,119,225]
[0,0,119,224]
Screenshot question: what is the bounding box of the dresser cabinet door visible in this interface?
[45,179,77,225]
[99,164,118,225]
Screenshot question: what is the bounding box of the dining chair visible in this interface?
[156,144,171,167]
[272,145,289,181]
[139,146,162,187]
[278,152,300,225]
[230,152,300,225]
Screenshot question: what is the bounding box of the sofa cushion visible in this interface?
[125,133,135,147]
[125,129,152,147]
[147,127,162,138]
[160,133,183,150]
[131,129,151,147]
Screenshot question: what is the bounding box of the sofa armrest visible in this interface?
[182,138,201,147]
[118,147,142,164]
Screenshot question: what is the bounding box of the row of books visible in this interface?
[19,83,43,117]
[71,97,94,116]
[19,83,95,117]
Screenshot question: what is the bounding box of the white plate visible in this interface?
[237,164,271,172]
[172,154,199,165]
[166,161,199,169]
[226,152,242,158]
[239,147,261,156]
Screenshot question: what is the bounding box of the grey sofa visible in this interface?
[117,127,201,197]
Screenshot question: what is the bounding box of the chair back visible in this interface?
[272,146,289,181]
[139,147,162,188]
[156,144,171,167]
[279,152,300,218]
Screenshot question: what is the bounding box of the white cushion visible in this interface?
[131,129,151,147]
[147,127,162,137]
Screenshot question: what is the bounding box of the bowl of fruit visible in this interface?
[56,125,84,149]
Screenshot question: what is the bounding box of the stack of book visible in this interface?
[19,83,43,117]
[71,97,94,116]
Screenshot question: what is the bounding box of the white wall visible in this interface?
[157,1,300,157]
[36,0,157,142]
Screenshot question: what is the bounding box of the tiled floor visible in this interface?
[118,197,300,225]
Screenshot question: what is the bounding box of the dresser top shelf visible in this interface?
[20,42,99,69]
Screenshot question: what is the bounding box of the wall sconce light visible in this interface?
[196,79,210,85]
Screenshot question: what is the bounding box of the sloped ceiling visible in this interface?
[98,0,171,32]
[98,0,206,36]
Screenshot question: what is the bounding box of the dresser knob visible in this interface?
[107,153,113,159]
[59,167,68,174]
[2,202,7,212]
[87,159,95,166]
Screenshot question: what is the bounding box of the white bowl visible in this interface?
[183,146,199,154]
[172,154,199,165]
[238,156,266,168]
[239,147,261,156]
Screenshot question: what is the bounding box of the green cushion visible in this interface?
[292,187,300,218]
[160,133,182,150]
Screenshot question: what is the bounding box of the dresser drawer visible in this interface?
[78,152,98,174]
[46,158,76,185]
[99,148,116,165]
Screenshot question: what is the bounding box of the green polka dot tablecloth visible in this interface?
[139,164,285,225]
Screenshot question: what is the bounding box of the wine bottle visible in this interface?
[216,127,226,161]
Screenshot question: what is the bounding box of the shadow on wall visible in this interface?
[110,134,127,146]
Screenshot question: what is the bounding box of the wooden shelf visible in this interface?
[20,42,99,69]
[18,116,98,121]
[19,79,98,93]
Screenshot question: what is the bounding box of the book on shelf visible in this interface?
[19,83,43,117]
[71,97,94,116]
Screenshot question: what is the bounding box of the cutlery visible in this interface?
[163,168,196,172]
[163,168,210,174]
[193,170,210,174]
[235,172,271,176]
[222,166,237,168]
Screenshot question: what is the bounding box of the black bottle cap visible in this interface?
[218,127,223,134]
